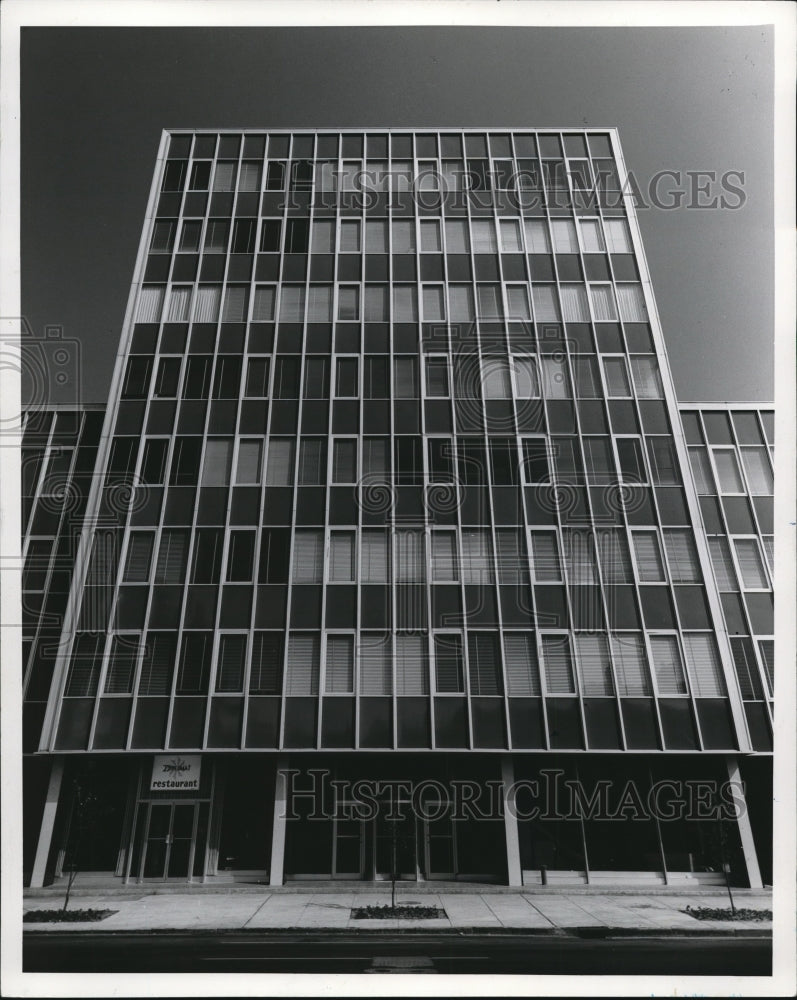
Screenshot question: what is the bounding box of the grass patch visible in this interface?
[23,908,117,923]
[352,904,446,920]
[684,905,772,922]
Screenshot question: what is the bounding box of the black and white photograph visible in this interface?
[1,1,795,996]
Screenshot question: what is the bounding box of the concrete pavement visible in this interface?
[22,885,773,935]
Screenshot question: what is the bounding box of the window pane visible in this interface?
[468,632,502,695]
[420,220,442,252]
[425,357,449,397]
[560,285,589,322]
[335,358,359,397]
[733,539,768,588]
[311,220,335,253]
[444,219,469,253]
[431,532,458,581]
[708,537,737,591]
[332,439,357,483]
[337,286,360,321]
[154,530,188,583]
[307,285,333,322]
[434,634,464,692]
[361,530,389,583]
[689,447,714,494]
[504,634,540,695]
[630,357,663,398]
[506,285,531,320]
[396,635,428,695]
[631,531,666,582]
[250,633,283,694]
[340,220,361,252]
[235,441,262,484]
[576,634,613,695]
[713,449,744,492]
[604,218,632,253]
[682,633,725,697]
[202,439,233,486]
[602,357,631,396]
[499,219,522,252]
[589,285,617,321]
[105,636,140,694]
[541,635,575,693]
[617,285,648,322]
[579,218,604,252]
[461,529,493,584]
[245,358,270,397]
[663,529,700,582]
[422,286,446,321]
[216,635,247,692]
[123,533,154,582]
[396,530,426,582]
[530,532,560,581]
[325,635,354,693]
[449,285,474,321]
[524,219,550,253]
[740,447,773,495]
[611,634,651,695]
[649,636,687,694]
[393,286,418,322]
[286,633,319,695]
[330,532,355,582]
[532,285,560,322]
[472,220,497,252]
[513,357,539,398]
[265,439,295,485]
[364,285,389,321]
[550,219,577,252]
[292,531,323,583]
[298,438,326,485]
[359,634,392,695]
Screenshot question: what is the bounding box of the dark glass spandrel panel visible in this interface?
[546,697,583,749]
[745,593,773,635]
[658,698,699,750]
[696,699,737,750]
[620,699,660,749]
[508,698,546,748]
[675,586,712,629]
[722,497,755,534]
[397,697,431,748]
[207,697,244,748]
[583,699,622,749]
[702,412,733,444]
[283,697,317,748]
[471,698,507,749]
[359,697,392,748]
[168,698,206,749]
[434,697,469,748]
[698,495,724,534]
[254,585,287,628]
[639,587,676,629]
[656,487,688,526]
[130,697,170,749]
[744,702,772,752]
[53,698,94,751]
[321,698,355,748]
[244,698,281,748]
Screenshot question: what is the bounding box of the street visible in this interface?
[23,930,772,975]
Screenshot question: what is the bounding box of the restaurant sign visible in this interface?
[150,755,202,791]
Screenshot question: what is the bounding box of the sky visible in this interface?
[20,24,775,404]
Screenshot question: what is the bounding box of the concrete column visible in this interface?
[501,756,523,887]
[269,757,289,886]
[30,757,64,888]
[727,756,763,889]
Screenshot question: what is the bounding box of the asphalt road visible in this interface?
[23,931,772,975]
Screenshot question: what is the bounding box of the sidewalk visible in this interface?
[22,885,773,935]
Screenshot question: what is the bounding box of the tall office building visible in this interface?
[24,129,770,888]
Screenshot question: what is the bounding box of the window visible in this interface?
[689,447,715,494]
[617,285,648,322]
[252,286,276,322]
[649,635,687,694]
[424,356,449,397]
[337,286,360,321]
[630,357,663,398]
[513,356,539,398]
[233,441,262,485]
[150,221,175,254]
[541,356,571,398]
[265,439,295,486]
[647,438,680,486]
[550,219,578,253]
[123,533,154,583]
[530,531,561,581]
[420,219,442,252]
[339,220,361,253]
[303,358,329,399]
[104,635,140,695]
[364,285,389,322]
[712,448,744,492]
[191,529,224,584]
[396,530,426,582]
[278,286,305,323]
[359,634,392,696]
[137,633,177,696]
[499,219,522,252]
[758,639,774,698]
[335,358,359,397]
[396,635,428,695]
[122,357,153,399]
[682,633,725,697]
[239,161,261,192]
[286,633,319,695]
[631,531,666,582]
[298,438,326,485]
[325,635,354,693]
[154,530,188,583]
[362,438,389,475]
[589,284,618,321]
[444,219,469,253]
[506,285,532,320]
[524,219,550,253]
[292,530,323,583]
[562,529,598,584]
[434,634,464,693]
[461,530,494,584]
[604,218,632,253]
[361,530,389,583]
[611,634,651,695]
[504,634,540,695]
[154,358,180,398]
[141,439,169,484]
[213,161,236,192]
[602,357,631,396]
[616,437,646,483]
[310,219,334,254]
[192,285,221,323]
[226,531,255,582]
[482,357,512,398]
[231,218,256,255]
[392,220,415,253]
[245,358,270,397]
[422,285,446,321]
[532,286,560,322]
[663,529,701,582]
[188,161,210,190]
[733,539,769,589]
[448,285,475,322]
[284,219,309,253]
[579,218,604,252]
[541,635,576,694]
[477,285,502,319]
[260,220,282,252]
[329,531,356,582]
[65,634,104,697]
[332,439,357,483]
[393,285,418,322]
[212,356,242,398]
[560,284,590,322]
[431,531,458,581]
[740,447,773,495]
[596,529,633,583]
[472,220,497,253]
[521,439,549,484]
[583,437,614,484]
[178,220,201,252]
[576,634,614,695]
[204,219,229,253]
[708,538,736,591]
[135,286,164,324]
[468,633,502,695]
[201,438,233,486]
[365,220,388,253]
[393,357,418,398]
[249,633,283,694]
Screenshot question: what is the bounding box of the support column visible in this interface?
[269,757,289,886]
[501,756,522,887]
[727,756,763,889]
[30,757,64,888]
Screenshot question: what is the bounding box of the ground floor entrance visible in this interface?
[27,751,768,890]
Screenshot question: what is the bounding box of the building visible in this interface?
[24,128,771,889]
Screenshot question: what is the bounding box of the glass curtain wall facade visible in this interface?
[24,130,770,888]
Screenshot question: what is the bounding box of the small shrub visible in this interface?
[684,905,772,922]
[352,904,446,920]
[23,908,116,923]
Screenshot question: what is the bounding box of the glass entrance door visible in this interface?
[140,803,198,880]
[423,812,457,879]
[374,796,418,880]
